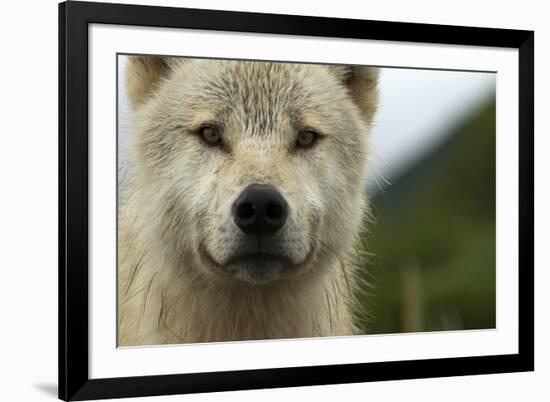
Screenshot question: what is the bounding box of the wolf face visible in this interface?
[125,57,378,285]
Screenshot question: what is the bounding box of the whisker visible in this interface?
[142,272,158,317]
[319,240,352,297]
[125,252,145,295]
[157,289,166,330]
[325,288,334,334]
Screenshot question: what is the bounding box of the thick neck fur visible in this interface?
[117,198,357,346]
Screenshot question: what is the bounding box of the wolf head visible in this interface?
[125,56,378,285]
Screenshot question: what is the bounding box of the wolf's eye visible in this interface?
[198,125,221,145]
[296,129,319,149]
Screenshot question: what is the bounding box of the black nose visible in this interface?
[232,184,289,236]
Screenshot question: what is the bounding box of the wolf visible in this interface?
[117,56,378,346]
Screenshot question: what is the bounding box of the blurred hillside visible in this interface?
[356,97,496,334]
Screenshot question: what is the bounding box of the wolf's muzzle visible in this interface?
[232,184,288,236]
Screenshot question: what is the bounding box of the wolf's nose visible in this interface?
[232,184,289,236]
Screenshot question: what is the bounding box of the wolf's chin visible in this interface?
[198,242,317,285]
[198,244,286,284]
[233,261,285,284]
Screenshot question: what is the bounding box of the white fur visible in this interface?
[118,57,378,346]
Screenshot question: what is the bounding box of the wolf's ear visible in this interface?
[125,56,187,108]
[331,66,379,124]
[125,56,169,108]
[347,67,379,124]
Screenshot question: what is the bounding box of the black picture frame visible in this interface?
[59,1,534,400]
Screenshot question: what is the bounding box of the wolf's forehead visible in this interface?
[201,62,313,103]
[197,62,322,130]
[225,61,301,86]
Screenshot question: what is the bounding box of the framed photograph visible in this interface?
[59,1,534,400]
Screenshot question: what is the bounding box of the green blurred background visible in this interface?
[355,97,496,334]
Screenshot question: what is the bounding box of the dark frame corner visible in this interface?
[59,1,534,400]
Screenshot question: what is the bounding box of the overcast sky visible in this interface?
[368,67,495,188]
[118,57,496,187]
